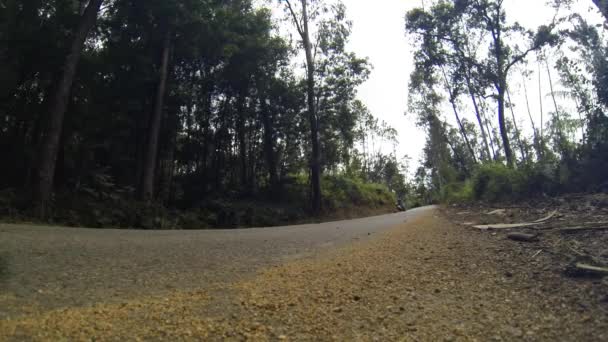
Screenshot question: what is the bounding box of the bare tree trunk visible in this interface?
[303,1,322,214]
[260,97,278,193]
[538,59,545,149]
[235,90,248,191]
[36,0,104,216]
[441,67,478,163]
[521,72,542,159]
[286,0,321,214]
[506,88,527,163]
[497,85,514,166]
[140,29,171,201]
[479,99,497,160]
[467,81,492,161]
[159,112,177,205]
[545,58,564,148]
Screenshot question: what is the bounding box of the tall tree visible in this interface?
[284,0,322,214]
[467,0,556,166]
[36,0,104,215]
[140,27,172,201]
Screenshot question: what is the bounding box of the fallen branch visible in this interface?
[533,210,558,223]
[472,222,542,230]
[558,225,608,233]
[565,263,608,278]
[471,211,557,230]
[507,232,539,242]
[531,249,542,258]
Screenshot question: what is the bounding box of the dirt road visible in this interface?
[0,208,416,317]
[1,206,606,340]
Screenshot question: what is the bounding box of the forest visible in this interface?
[1,0,607,229]
[406,0,608,204]
[0,0,407,228]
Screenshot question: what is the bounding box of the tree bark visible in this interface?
[493,18,514,167]
[35,0,104,215]
[236,90,249,191]
[287,0,321,214]
[521,72,542,159]
[159,113,177,205]
[506,88,527,163]
[467,84,492,161]
[497,85,513,166]
[546,58,564,149]
[260,97,278,193]
[441,68,478,163]
[140,29,171,201]
[538,59,545,150]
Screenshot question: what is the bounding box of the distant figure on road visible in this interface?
[396,199,406,212]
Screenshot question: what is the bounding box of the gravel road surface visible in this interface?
[0,207,420,317]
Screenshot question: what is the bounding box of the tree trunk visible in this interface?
[546,59,564,149]
[35,0,104,216]
[140,29,171,201]
[521,72,542,159]
[506,88,527,163]
[497,86,514,166]
[260,97,278,193]
[466,79,492,161]
[301,0,322,214]
[236,90,248,191]
[538,59,545,149]
[441,68,477,163]
[480,100,497,160]
[494,21,513,167]
[159,112,177,205]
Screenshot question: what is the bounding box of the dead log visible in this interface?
[533,210,558,223]
[472,222,541,230]
[558,225,608,233]
[471,211,557,230]
[565,263,608,278]
[507,232,539,242]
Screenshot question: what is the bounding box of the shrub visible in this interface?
[441,181,473,203]
[471,163,524,202]
[321,175,395,211]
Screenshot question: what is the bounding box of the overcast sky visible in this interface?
[268,0,605,173]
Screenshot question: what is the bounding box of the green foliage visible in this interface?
[441,181,474,203]
[471,163,525,202]
[321,175,395,211]
[0,0,408,226]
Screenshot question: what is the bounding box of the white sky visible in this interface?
[266,0,605,173]
[345,0,604,170]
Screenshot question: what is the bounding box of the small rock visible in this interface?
[505,326,523,337]
[332,307,342,313]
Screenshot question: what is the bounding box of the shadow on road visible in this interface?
[0,253,8,283]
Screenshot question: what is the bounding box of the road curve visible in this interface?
[0,206,432,317]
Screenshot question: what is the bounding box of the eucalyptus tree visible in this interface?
[282,0,369,213]
[407,0,558,167]
[405,2,480,164]
[463,0,559,166]
[283,0,322,213]
[313,2,370,172]
[35,0,104,215]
